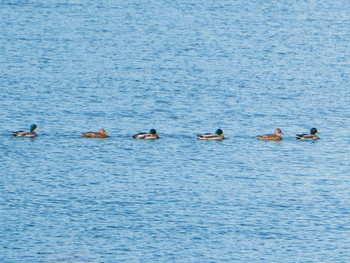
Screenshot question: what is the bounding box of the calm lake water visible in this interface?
[1,0,350,262]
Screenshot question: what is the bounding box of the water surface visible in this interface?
[1,1,350,262]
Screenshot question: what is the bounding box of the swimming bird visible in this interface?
[12,124,40,137]
[82,128,109,138]
[296,128,320,140]
[257,128,284,141]
[132,129,159,140]
[197,129,225,140]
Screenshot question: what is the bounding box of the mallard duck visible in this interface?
[132,129,159,140]
[296,128,320,140]
[12,124,40,137]
[257,128,284,141]
[82,128,109,138]
[197,129,225,140]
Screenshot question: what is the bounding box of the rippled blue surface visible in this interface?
[1,1,350,262]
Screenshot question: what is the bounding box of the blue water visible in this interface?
[1,1,350,262]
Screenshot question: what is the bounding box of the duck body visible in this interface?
[258,128,284,141]
[133,129,159,140]
[12,124,39,137]
[296,128,320,140]
[197,129,225,140]
[82,129,109,138]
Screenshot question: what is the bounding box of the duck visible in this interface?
[82,128,109,138]
[296,128,320,140]
[197,129,225,140]
[132,129,159,140]
[12,124,40,137]
[257,128,284,141]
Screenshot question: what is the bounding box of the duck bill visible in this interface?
[36,127,40,130]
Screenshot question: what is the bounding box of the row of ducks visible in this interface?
[12,124,321,140]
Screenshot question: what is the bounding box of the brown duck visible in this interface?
[258,128,284,141]
[82,129,109,138]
